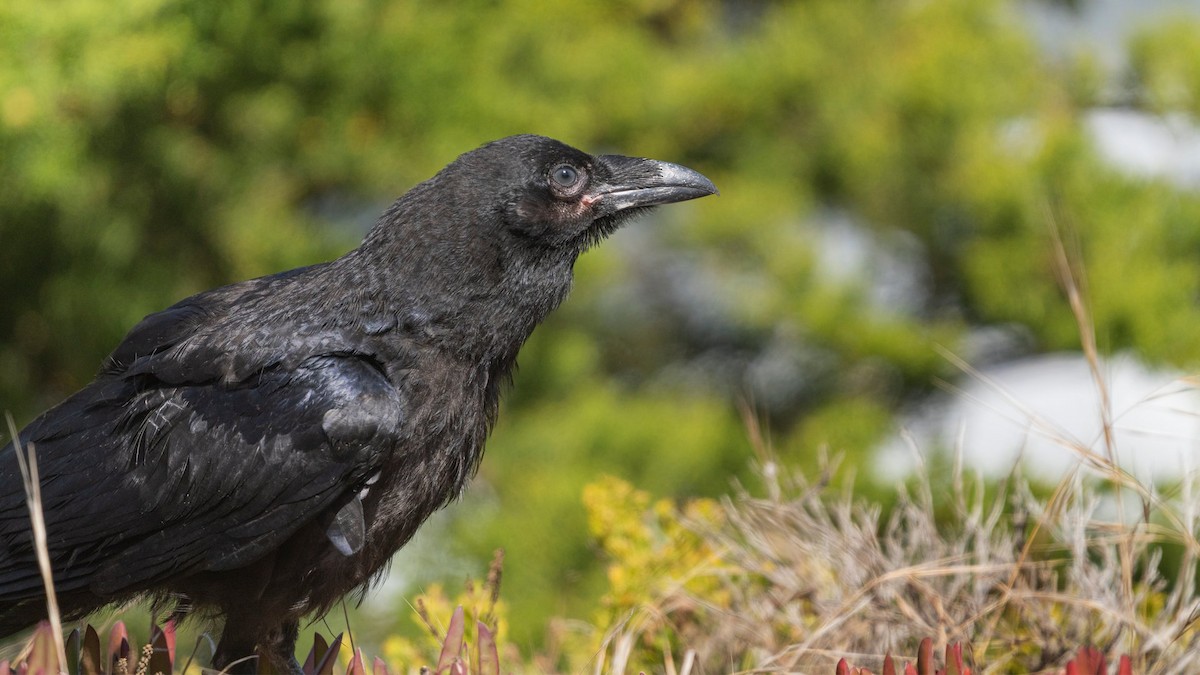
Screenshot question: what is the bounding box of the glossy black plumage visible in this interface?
[0,135,716,671]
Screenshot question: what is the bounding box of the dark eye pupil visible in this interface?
[552,165,578,187]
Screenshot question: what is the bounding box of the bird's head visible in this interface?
[446,134,718,255]
[357,135,717,339]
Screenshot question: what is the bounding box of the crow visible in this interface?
[0,135,716,671]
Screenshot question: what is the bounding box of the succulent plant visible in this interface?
[1,607,498,675]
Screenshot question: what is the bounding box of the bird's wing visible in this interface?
[99,301,215,377]
[0,303,403,600]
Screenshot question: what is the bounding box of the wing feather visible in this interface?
[0,342,403,604]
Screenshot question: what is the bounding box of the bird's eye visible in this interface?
[550,165,580,188]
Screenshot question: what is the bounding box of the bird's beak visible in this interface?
[589,155,718,213]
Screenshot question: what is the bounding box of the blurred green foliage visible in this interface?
[5,0,1200,646]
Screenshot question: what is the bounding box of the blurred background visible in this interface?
[4,0,1200,652]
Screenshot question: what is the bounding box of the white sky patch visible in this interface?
[1086,109,1200,189]
[879,352,1200,482]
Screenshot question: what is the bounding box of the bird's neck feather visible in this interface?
[338,215,577,369]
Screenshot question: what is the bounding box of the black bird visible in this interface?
[0,135,716,671]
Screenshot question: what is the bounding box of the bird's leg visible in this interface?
[211,625,260,674]
[269,619,303,675]
[213,618,301,674]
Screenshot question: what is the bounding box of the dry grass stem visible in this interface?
[5,413,67,672]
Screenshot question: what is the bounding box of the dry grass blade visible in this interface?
[602,447,1200,674]
[1047,206,1138,645]
[1045,204,1114,466]
[5,413,67,673]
